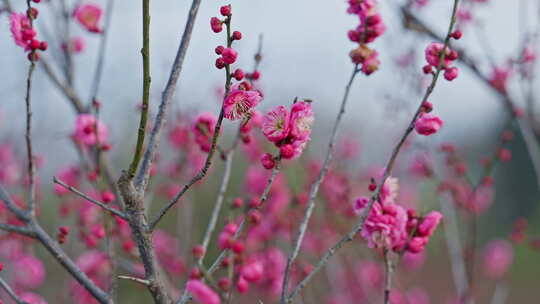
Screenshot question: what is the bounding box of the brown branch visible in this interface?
[118,174,171,303]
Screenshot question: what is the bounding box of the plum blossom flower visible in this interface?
[483,239,513,279]
[223,89,262,120]
[262,106,290,143]
[357,197,409,250]
[73,3,103,33]
[415,113,443,136]
[72,114,109,147]
[289,101,315,141]
[9,12,32,48]
[187,280,221,304]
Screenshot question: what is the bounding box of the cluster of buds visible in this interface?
[423,42,460,81]
[211,5,242,69]
[9,5,48,61]
[347,0,386,75]
[57,226,70,244]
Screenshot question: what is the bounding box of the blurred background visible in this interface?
[1,0,540,303]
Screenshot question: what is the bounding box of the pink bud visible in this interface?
[415,113,443,136]
[221,48,238,65]
[220,5,231,17]
[280,144,295,159]
[241,261,264,282]
[210,17,223,33]
[260,153,275,169]
[444,67,459,81]
[232,31,242,41]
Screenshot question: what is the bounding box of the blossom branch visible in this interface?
[53,177,128,220]
[0,276,29,304]
[24,0,37,216]
[134,0,202,191]
[149,15,236,230]
[401,6,540,191]
[285,0,461,301]
[127,0,151,179]
[280,64,359,303]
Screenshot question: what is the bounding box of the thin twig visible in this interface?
[127,0,151,178]
[286,1,461,301]
[0,223,35,237]
[134,0,203,191]
[280,65,359,303]
[53,177,127,220]
[89,0,114,106]
[383,249,393,304]
[24,0,37,215]
[0,277,29,304]
[118,275,151,286]
[149,14,236,230]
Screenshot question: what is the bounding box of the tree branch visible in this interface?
[53,177,127,220]
[0,276,29,304]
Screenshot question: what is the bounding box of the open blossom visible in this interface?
[73,3,103,33]
[358,198,409,251]
[289,101,314,141]
[262,106,290,143]
[262,101,314,160]
[483,239,513,279]
[73,114,109,146]
[417,211,443,237]
[223,89,262,120]
[193,112,217,152]
[415,113,443,136]
[9,12,32,48]
[187,280,220,304]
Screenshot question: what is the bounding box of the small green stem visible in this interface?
[128,0,151,178]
